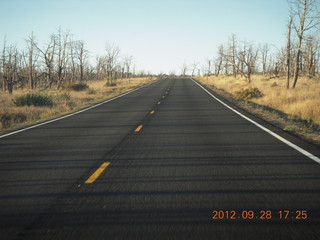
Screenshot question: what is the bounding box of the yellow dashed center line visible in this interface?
[134,124,143,132]
[157,101,161,104]
[85,162,110,184]
[150,110,155,114]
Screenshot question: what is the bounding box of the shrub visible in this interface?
[235,87,264,101]
[271,82,278,87]
[63,82,89,91]
[105,82,117,87]
[13,93,53,107]
[87,88,96,94]
[0,114,13,128]
[57,93,71,101]
[0,113,28,128]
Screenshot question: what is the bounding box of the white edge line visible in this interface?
[0,80,159,139]
[191,78,320,164]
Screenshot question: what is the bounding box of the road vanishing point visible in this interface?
[1,78,320,240]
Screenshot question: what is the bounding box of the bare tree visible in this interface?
[260,43,270,76]
[223,40,258,83]
[35,34,56,88]
[74,40,89,81]
[25,32,38,89]
[243,43,259,81]
[56,27,70,89]
[3,45,19,93]
[1,36,7,92]
[168,70,176,77]
[286,11,294,88]
[123,55,133,83]
[290,0,319,88]
[205,58,212,77]
[180,62,188,77]
[105,43,120,86]
[228,34,237,77]
[138,69,145,77]
[0,26,149,93]
[215,44,224,76]
[304,37,318,77]
[316,39,320,73]
[69,40,77,82]
[95,55,105,80]
[191,61,199,76]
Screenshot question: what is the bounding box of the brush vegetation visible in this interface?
[0,77,156,131]
[62,82,89,91]
[12,93,54,107]
[196,74,320,125]
[234,87,264,101]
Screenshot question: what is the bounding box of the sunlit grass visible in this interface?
[196,74,320,125]
[0,77,156,131]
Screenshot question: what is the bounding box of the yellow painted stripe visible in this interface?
[157,101,161,104]
[134,124,143,132]
[85,162,110,184]
[150,110,155,114]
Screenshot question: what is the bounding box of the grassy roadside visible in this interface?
[0,77,157,134]
[195,75,320,145]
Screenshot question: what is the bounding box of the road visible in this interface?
[0,78,320,240]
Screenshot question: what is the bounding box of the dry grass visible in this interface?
[0,77,156,132]
[196,74,320,125]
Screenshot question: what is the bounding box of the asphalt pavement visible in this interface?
[1,78,320,240]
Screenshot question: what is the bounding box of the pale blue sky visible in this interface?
[0,0,289,74]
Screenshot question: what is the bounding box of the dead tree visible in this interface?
[260,43,270,76]
[206,59,212,76]
[26,32,38,89]
[75,40,88,81]
[105,43,120,85]
[95,55,105,80]
[1,37,7,92]
[223,42,258,83]
[56,28,70,89]
[215,45,224,76]
[228,34,237,77]
[291,0,319,88]
[304,37,318,77]
[286,11,293,88]
[3,45,19,94]
[35,34,56,88]
[316,40,320,73]
[69,40,77,82]
[191,61,199,76]
[124,55,133,82]
[180,62,188,77]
